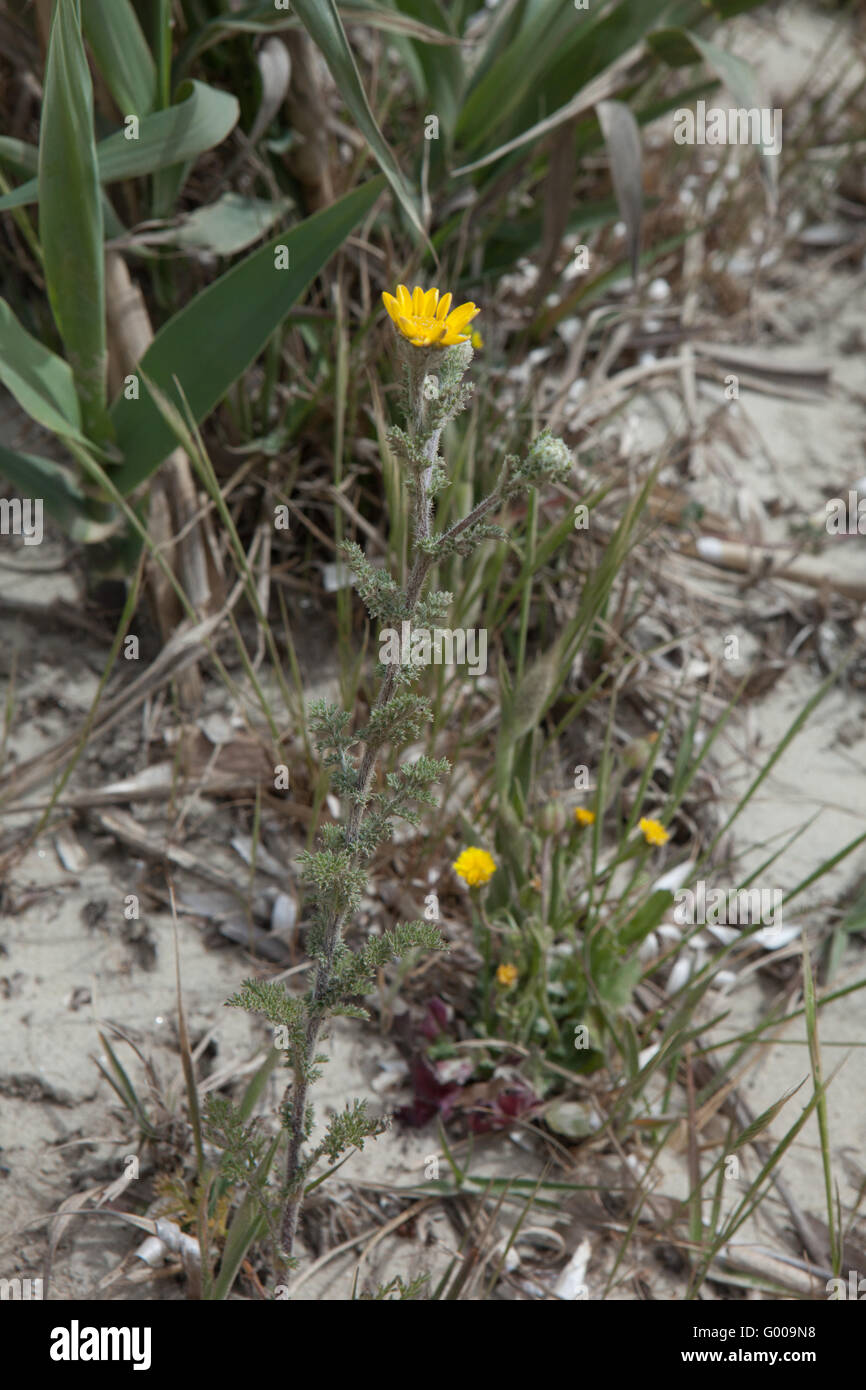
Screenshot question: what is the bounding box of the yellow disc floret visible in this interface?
[452,846,497,887]
[639,817,669,847]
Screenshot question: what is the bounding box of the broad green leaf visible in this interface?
[0,443,113,542]
[0,138,38,178]
[596,99,642,283]
[82,0,158,118]
[684,31,760,111]
[138,192,293,256]
[39,0,109,443]
[97,79,239,194]
[0,297,89,445]
[0,81,240,212]
[247,36,293,151]
[290,0,426,245]
[110,176,385,493]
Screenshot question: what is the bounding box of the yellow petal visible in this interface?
[397,314,416,339]
[396,284,412,314]
[436,291,453,320]
[421,287,438,316]
[444,301,479,334]
[382,291,401,323]
[418,322,444,346]
[412,286,424,314]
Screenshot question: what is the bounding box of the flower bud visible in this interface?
[623,731,659,770]
[537,800,567,835]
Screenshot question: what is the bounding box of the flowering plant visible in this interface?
[226,284,572,1264]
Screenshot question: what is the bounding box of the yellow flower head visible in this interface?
[574,807,596,827]
[453,846,497,887]
[639,817,669,847]
[470,328,484,350]
[382,284,480,349]
[496,962,518,987]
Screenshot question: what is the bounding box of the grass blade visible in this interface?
[96,1030,153,1135]
[802,944,840,1273]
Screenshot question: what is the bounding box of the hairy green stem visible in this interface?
[226,335,570,1271]
[279,399,441,1256]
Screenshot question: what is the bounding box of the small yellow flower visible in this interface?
[496,963,518,987]
[639,817,669,847]
[382,283,480,349]
[452,846,497,887]
[574,807,596,826]
[470,328,484,350]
